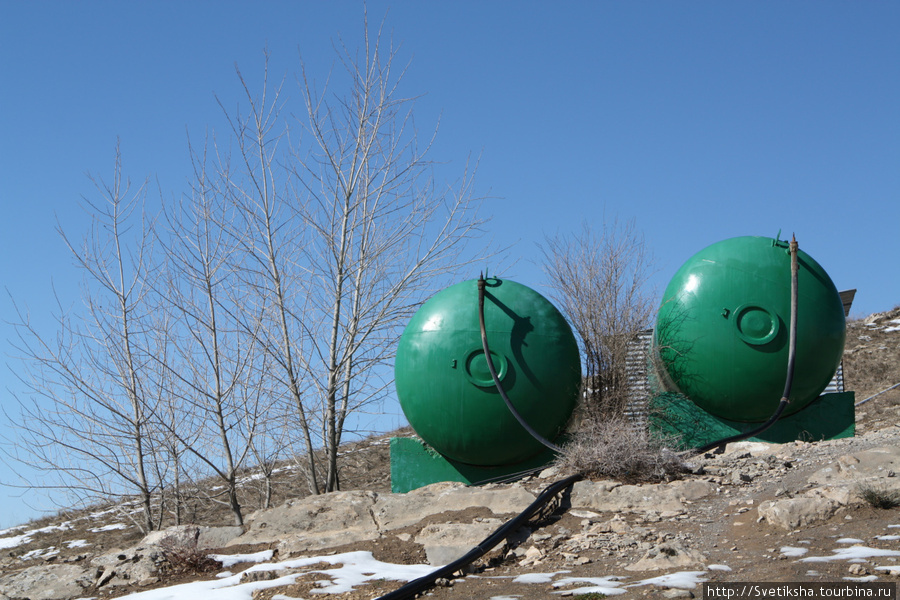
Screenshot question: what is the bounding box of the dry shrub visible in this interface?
[554,418,684,483]
[158,537,222,575]
[856,482,900,510]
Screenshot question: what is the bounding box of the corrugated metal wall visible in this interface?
[623,329,846,428]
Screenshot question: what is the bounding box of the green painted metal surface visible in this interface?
[395,278,580,467]
[650,391,855,448]
[389,436,558,493]
[654,236,846,423]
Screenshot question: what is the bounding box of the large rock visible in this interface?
[0,564,94,600]
[571,479,714,514]
[141,524,244,549]
[757,496,839,530]
[91,544,166,589]
[414,520,502,565]
[233,490,380,555]
[372,482,535,530]
[809,447,900,484]
[229,482,536,557]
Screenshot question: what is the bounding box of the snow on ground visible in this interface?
[89,522,129,532]
[800,546,900,562]
[0,521,74,551]
[510,571,570,584]
[780,546,809,557]
[115,551,436,599]
[209,550,274,568]
[551,574,629,596]
[20,546,58,560]
[634,571,707,590]
[0,532,32,550]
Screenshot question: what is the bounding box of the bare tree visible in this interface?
[151,144,266,526]
[212,55,324,494]
[215,19,487,494]
[6,143,166,532]
[540,219,656,423]
[293,19,487,492]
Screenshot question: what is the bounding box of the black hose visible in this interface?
[374,473,582,600]
[691,235,799,456]
[478,275,561,453]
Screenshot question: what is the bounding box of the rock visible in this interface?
[232,490,380,554]
[517,545,545,567]
[414,521,501,566]
[806,485,863,506]
[664,589,695,598]
[229,482,538,558]
[538,466,561,479]
[731,472,753,485]
[240,569,279,583]
[90,544,167,589]
[0,564,94,600]
[141,524,243,550]
[757,497,839,530]
[372,482,535,530]
[809,447,900,484]
[721,441,776,457]
[571,479,714,514]
[626,540,705,571]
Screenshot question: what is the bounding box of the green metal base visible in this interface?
[390,437,557,493]
[650,391,855,450]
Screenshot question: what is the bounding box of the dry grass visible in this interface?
[553,418,684,483]
[856,482,900,510]
[158,536,223,575]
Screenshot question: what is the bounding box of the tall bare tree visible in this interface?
[6,143,165,532]
[215,19,487,493]
[151,143,266,526]
[211,55,324,494]
[293,19,487,492]
[540,219,656,422]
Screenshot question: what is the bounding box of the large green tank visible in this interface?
[654,236,846,423]
[395,277,581,466]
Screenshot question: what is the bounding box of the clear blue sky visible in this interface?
[1,2,898,528]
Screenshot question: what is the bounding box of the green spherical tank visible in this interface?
[654,236,846,423]
[395,278,581,466]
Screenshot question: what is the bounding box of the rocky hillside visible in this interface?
[843,307,900,432]
[0,308,899,600]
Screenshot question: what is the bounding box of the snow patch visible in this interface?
[210,550,275,568]
[552,575,628,596]
[89,523,128,532]
[512,571,570,584]
[0,532,32,549]
[801,546,900,562]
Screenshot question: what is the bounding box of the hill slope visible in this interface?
[1,308,899,599]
